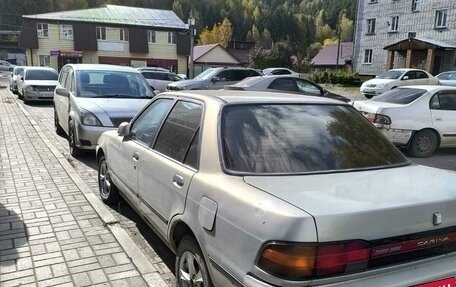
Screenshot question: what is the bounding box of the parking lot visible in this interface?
[1,72,455,286]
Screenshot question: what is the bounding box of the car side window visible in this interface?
[432,92,456,111]
[154,101,203,164]
[416,71,428,79]
[129,99,174,146]
[216,70,233,81]
[268,78,298,92]
[183,129,200,169]
[59,68,69,88]
[403,71,416,80]
[296,79,322,96]
[65,70,74,93]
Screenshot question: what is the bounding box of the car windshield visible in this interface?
[372,88,427,104]
[194,68,218,81]
[222,104,408,174]
[76,70,154,98]
[377,70,405,79]
[26,70,58,80]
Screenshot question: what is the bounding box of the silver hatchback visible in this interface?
[54,64,155,157]
[97,90,456,287]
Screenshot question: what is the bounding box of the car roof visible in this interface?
[63,64,139,73]
[24,66,57,71]
[160,89,343,104]
[399,85,456,92]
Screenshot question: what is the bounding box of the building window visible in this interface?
[39,55,50,67]
[389,16,399,32]
[119,28,129,41]
[363,49,373,64]
[367,19,376,34]
[435,10,448,28]
[60,25,73,40]
[96,27,106,40]
[147,30,156,43]
[168,32,176,44]
[37,23,49,38]
[369,0,378,3]
[408,31,417,38]
[412,0,420,11]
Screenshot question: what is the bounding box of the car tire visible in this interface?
[98,155,120,205]
[364,94,373,99]
[54,109,65,136]
[68,120,83,157]
[176,235,213,287]
[408,129,438,158]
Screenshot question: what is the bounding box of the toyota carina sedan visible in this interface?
[54,64,155,157]
[97,90,456,287]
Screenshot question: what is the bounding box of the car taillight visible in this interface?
[257,240,371,280]
[373,114,391,125]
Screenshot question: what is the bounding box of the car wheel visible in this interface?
[364,94,373,99]
[68,120,83,157]
[98,155,120,205]
[176,235,213,287]
[408,130,438,158]
[54,109,65,136]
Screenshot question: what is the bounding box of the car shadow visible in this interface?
[0,202,28,270]
[111,198,176,273]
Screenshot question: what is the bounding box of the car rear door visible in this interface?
[108,98,174,205]
[430,90,456,146]
[138,99,202,236]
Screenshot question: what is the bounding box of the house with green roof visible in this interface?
[19,4,191,73]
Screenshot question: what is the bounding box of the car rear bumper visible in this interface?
[379,127,413,146]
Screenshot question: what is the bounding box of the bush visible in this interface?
[310,70,360,86]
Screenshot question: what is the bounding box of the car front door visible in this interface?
[108,98,175,206]
[55,67,70,132]
[430,91,456,146]
[138,100,202,236]
[401,71,418,86]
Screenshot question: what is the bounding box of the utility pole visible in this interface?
[336,26,341,70]
[188,9,195,79]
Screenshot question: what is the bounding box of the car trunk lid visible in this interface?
[243,164,456,242]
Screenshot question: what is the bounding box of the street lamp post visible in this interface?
[188,17,195,79]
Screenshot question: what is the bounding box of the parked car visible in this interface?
[9,66,25,94]
[436,71,456,86]
[352,85,456,157]
[166,67,261,90]
[360,68,439,98]
[54,64,155,157]
[97,89,456,287]
[225,75,350,102]
[0,60,16,72]
[137,67,183,92]
[17,66,59,103]
[262,67,299,76]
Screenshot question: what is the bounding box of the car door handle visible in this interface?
[173,174,184,188]
[132,152,140,161]
[435,117,443,121]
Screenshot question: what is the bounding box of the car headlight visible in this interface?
[81,109,102,126]
[25,85,34,92]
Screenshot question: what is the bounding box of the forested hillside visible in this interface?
[1,0,356,62]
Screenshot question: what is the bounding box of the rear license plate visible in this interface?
[414,277,456,287]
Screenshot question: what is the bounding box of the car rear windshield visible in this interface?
[222,104,408,174]
[26,70,58,80]
[372,88,426,104]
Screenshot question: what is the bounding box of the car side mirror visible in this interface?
[20,76,24,81]
[117,122,131,137]
[55,87,70,97]
[402,76,409,80]
[212,77,220,82]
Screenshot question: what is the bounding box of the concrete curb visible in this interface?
[16,99,168,286]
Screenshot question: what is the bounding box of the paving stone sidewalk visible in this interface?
[0,88,167,286]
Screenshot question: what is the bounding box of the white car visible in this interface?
[17,66,59,103]
[360,69,439,98]
[263,67,299,76]
[137,67,182,92]
[9,66,25,94]
[352,85,456,157]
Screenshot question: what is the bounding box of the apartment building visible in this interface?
[19,5,190,73]
[353,0,456,76]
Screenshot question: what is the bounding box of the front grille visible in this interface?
[110,117,132,127]
[34,86,56,92]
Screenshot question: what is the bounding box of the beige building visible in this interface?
[192,44,240,75]
[20,5,190,73]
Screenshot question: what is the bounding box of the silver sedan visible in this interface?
[97,90,456,287]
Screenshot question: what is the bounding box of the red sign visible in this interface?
[414,277,456,287]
